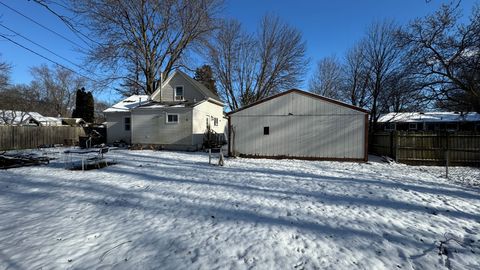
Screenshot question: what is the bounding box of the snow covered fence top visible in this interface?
[378,112,480,123]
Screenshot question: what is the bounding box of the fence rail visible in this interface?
[370,131,480,166]
[0,126,86,151]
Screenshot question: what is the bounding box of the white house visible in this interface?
[104,70,226,150]
[378,112,480,132]
[227,89,369,161]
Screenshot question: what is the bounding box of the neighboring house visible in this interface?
[104,70,225,150]
[61,118,86,127]
[227,89,369,161]
[0,110,62,126]
[378,112,480,132]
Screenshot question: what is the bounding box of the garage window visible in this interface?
[264,126,269,135]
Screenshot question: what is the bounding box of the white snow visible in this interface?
[0,110,62,126]
[378,112,480,123]
[1,150,479,269]
[103,95,150,113]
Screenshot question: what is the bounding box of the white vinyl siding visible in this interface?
[131,108,192,146]
[105,112,132,143]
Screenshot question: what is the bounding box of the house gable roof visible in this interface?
[227,89,369,115]
[150,70,222,103]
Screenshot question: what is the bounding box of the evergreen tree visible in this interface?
[72,87,95,123]
[72,88,84,119]
[194,65,217,95]
[85,91,95,123]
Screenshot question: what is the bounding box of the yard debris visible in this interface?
[0,152,50,169]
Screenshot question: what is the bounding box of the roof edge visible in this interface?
[227,89,370,115]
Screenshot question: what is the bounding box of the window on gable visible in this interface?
[264,126,269,135]
[175,86,184,101]
[124,117,131,131]
[166,114,179,123]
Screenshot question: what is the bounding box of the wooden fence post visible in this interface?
[395,131,400,162]
[445,132,449,179]
[389,131,394,158]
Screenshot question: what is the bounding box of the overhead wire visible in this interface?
[0,32,98,82]
[0,23,96,77]
[0,1,89,51]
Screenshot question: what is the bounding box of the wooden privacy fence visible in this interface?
[370,131,480,166]
[0,126,86,151]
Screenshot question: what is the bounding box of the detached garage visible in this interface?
[227,89,369,161]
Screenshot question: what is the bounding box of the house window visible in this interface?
[175,86,184,101]
[124,117,131,131]
[264,126,269,135]
[408,123,417,131]
[206,116,210,128]
[384,122,396,131]
[166,114,179,123]
[213,117,219,126]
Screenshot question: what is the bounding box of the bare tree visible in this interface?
[363,20,405,129]
[397,4,480,112]
[64,0,223,95]
[309,56,343,99]
[0,58,11,90]
[0,85,32,124]
[30,64,87,117]
[209,15,308,110]
[342,42,371,108]
[209,20,256,110]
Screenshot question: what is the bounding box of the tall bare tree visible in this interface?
[342,42,371,108]
[65,0,223,95]
[209,16,308,110]
[30,64,87,117]
[363,20,405,129]
[309,56,343,99]
[397,4,480,112]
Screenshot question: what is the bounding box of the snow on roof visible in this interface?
[0,110,33,125]
[103,95,150,113]
[0,110,62,126]
[378,112,480,123]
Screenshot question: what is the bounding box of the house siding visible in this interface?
[131,108,193,148]
[152,73,205,102]
[191,101,226,148]
[229,91,367,160]
[106,112,131,143]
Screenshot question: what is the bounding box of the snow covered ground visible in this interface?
[0,149,479,269]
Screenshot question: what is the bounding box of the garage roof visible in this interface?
[227,89,369,115]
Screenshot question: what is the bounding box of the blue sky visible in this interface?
[0,0,477,103]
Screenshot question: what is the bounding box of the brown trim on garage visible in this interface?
[227,89,370,115]
[364,114,369,162]
[227,116,232,156]
[238,154,367,162]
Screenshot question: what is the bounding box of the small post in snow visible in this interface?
[208,148,212,165]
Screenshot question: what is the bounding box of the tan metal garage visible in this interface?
[227,89,369,161]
